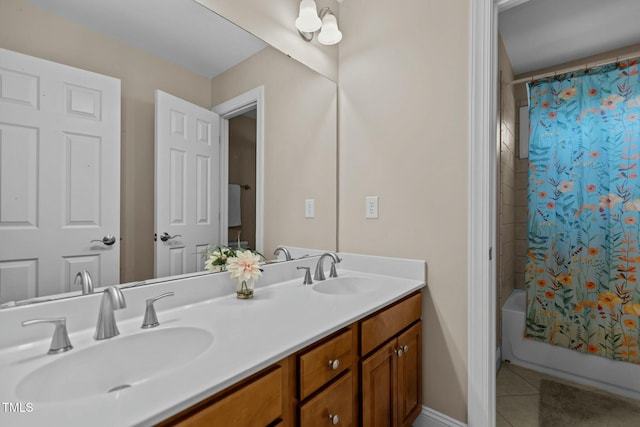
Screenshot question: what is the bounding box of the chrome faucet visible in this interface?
[273,245,293,261]
[141,292,174,329]
[95,286,126,340]
[22,317,73,354]
[74,270,94,295]
[297,266,313,285]
[313,252,341,281]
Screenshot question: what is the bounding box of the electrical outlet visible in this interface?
[366,196,378,219]
[305,199,315,218]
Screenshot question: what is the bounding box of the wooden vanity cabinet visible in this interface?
[159,291,422,427]
[360,293,423,427]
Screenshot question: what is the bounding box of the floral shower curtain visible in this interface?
[526,58,640,364]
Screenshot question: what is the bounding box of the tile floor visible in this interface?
[496,362,639,426]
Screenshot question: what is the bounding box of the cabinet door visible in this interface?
[396,321,422,427]
[361,340,397,427]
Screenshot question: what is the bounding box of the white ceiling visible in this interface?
[27,0,267,78]
[499,0,640,76]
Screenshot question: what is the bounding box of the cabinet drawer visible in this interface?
[299,329,352,400]
[173,366,282,427]
[299,371,353,427]
[360,292,421,356]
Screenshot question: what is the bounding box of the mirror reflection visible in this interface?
[0,0,337,305]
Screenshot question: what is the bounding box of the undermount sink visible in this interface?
[312,276,384,295]
[17,326,213,403]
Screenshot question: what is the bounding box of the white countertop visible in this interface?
[0,253,425,426]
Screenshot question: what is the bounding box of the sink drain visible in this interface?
[108,384,132,393]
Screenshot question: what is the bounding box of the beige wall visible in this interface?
[497,36,517,346]
[338,0,470,422]
[228,115,257,250]
[0,0,213,283]
[195,0,339,81]
[210,47,338,256]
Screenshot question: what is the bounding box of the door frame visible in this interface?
[468,0,498,426]
[212,86,265,253]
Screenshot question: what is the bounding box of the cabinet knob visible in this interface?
[396,348,404,357]
[328,413,340,425]
[402,344,409,353]
[328,359,340,370]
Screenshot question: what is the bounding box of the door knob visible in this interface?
[159,232,182,242]
[91,235,116,246]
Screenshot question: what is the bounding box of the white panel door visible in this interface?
[155,91,220,277]
[0,48,120,302]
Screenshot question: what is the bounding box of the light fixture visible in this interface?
[295,1,342,46]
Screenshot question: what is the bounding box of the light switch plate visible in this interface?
[366,196,378,219]
[305,199,315,218]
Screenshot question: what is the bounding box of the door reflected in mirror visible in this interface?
[0,0,338,305]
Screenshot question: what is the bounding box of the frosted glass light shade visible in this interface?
[317,13,342,45]
[295,0,322,33]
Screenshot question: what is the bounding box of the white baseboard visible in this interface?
[413,406,467,427]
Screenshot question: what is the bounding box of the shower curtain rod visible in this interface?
[509,51,640,86]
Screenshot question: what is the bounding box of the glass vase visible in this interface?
[236,279,254,299]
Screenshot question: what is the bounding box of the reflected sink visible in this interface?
[312,276,384,295]
[17,326,213,403]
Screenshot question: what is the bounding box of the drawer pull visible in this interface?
[395,348,403,357]
[328,359,340,370]
[328,413,340,425]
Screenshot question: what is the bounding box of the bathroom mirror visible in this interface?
[0,0,337,305]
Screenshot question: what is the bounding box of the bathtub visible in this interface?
[501,289,640,399]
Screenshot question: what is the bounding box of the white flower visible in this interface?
[204,258,225,272]
[226,250,262,284]
[203,246,236,272]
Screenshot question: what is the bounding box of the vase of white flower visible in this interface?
[204,246,237,272]
[226,249,263,299]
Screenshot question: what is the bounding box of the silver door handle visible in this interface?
[91,235,116,246]
[160,232,182,242]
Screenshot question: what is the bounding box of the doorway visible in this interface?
[213,86,265,253]
[227,109,257,250]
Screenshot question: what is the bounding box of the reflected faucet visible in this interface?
[95,286,126,340]
[273,246,293,261]
[313,252,341,281]
[74,270,94,295]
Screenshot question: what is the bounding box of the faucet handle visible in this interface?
[22,317,73,355]
[141,292,175,329]
[297,266,313,285]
